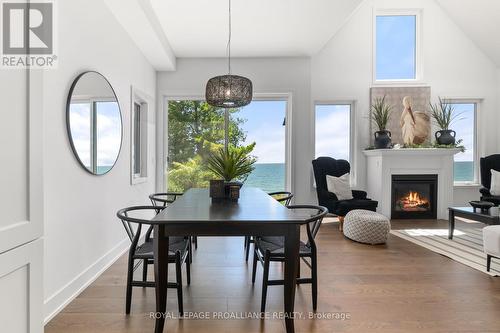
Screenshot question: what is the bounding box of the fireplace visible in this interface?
[391,174,438,219]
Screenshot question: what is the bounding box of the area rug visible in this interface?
[390,227,500,276]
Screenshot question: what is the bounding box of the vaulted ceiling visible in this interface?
[105,0,500,70]
[436,0,500,67]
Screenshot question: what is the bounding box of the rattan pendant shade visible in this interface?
[205,0,253,108]
[206,74,252,108]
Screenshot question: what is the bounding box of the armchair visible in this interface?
[312,157,378,230]
[480,154,500,205]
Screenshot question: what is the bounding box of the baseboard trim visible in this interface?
[43,237,130,324]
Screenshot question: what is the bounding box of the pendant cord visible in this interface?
[226,0,231,75]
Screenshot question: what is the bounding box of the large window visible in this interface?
[314,103,351,161]
[375,13,418,81]
[166,99,287,193]
[450,101,477,183]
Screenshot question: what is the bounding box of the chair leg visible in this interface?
[261,251,271,313]
[338,216,345,232]
[311,252,318,311]
[125,256,134,314]
[251,245,258,283]
[244,236,249,248]
[186,251,191,285]
[487,254,492,272]
[296,257,300,278]
[142,259,148,283]
[188,239,193,264]
[193,236,198,249]
[175,251,184,316]
[245,236,252,262]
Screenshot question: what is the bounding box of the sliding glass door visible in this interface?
[165,99,288,193]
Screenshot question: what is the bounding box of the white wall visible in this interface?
[311,0,499,205]
[156,57,312,203]
[42,0,156,322]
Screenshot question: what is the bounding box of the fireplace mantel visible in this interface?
[363,148,461,219]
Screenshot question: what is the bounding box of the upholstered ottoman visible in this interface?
[343,209,390,244]
[483,225,500,271]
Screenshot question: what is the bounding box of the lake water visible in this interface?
[245,161,474,193]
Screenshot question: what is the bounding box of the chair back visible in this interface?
[312,157,350,206]
[480,154,500,189]
[287,205,328,249]
[268,191,294,206]
[116,206,162,250]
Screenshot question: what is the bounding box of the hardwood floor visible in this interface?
[45,219,500,333]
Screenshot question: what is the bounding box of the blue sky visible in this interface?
[376,15,416,80]
[450,103,474,162]
[315,105,350,161]
[234,100,287,164]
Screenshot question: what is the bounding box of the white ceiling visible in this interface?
[436,0,500,66]
[149,0,364,58]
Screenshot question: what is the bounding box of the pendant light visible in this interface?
[205,0,253,108]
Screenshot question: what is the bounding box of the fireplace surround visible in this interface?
[391,174,438,219]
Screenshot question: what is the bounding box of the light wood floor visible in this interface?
[45,219,500,333]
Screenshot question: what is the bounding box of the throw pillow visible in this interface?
[326,173,353,200]
[490,169,500,196]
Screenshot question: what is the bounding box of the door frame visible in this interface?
[157,93,293,194]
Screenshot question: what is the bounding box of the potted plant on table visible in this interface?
[371,95,393,149]
[429,97,462,145]
[207,143,257,200]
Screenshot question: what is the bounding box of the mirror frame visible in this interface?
[66,71,123,175]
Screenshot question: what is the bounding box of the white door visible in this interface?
[0,26,44,333]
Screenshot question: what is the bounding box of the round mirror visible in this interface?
[66,71,122,175]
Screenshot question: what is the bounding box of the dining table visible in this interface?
[150,187,312,333]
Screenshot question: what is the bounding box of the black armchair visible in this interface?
[312,157,378,228]
[480,154,500,205]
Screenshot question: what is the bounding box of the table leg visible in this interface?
[154,225,169,333]
[448,210,455,240]
[284,225,300,333]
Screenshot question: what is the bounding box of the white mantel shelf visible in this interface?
[363,148,462,156]
[363,148,461,220]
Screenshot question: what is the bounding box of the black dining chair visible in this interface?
[251,205,328,312]
[116,206,190,315]
[244,191,294,261]
[149,192,198,249]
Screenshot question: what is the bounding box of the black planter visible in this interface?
[374,130,392,149]
[435,129,456,145]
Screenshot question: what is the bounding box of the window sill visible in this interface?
[131,176,148,185]
[372,79,425,87]
[453,182,481,189]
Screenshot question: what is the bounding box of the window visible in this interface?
[166,99,289,193]
[449,101,477,183]
[375,13,418,81]
[68,99,121,174]
[314,103,351,161]
[131,91,149,184]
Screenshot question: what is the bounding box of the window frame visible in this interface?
[162,93,293,193]
[443,98,480,186]
[373,9,423,85]
[313,100,355,185]
[130,87,151,185]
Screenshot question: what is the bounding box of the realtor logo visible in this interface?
[1,0,57,68]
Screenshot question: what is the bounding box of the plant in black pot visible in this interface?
[207,143,257,199]
[371,95,393,149]
[429,97,462,145]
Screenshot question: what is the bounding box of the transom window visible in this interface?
[375,13,419,81]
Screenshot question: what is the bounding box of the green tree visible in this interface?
[167,101,250,191]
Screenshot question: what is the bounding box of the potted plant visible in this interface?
[371,95,393,149]
[207,143,257,199]
[429,97,461,145]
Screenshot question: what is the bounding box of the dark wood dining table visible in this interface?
[151,187,311,333]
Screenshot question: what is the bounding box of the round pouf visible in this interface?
[343,209,391,245]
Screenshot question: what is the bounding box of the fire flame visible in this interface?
[400,191,429,210]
